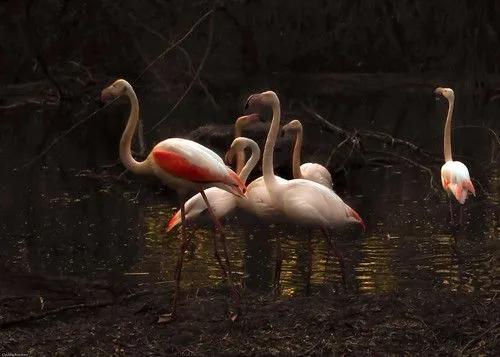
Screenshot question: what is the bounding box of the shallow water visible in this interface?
[2,163,498,298]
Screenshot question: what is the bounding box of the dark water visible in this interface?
[0,84,499,299]
[2,164,498,297]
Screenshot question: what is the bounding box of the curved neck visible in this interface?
[234,119,245,174]
[291,128,303,179]
[120,87,150,174]
[239,140,260,183]
[262,97,281,190]
[443,95,454,162]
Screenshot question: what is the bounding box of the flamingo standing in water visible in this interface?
[434,87,476,224]
[282,119,333,189]
[245,90,365,291]
[100,79,246,323]
[166,114,259,277]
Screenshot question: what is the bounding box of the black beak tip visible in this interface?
[244,94,257,111]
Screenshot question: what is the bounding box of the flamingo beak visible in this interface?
[434,87,443,101]
[224,149,234,165]
[244,94,260,111]
[100,90,113,103]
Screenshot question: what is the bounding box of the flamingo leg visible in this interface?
[159,194,188,323]
[459,205,464,226]
[449,197,454,225]
[211,226,228,279]
[320,228,347,291]
[200,190,241,319]
[306,229,313,295]
[273,235,283,295]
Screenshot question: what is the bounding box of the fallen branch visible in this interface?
[301,103,442,162]
[0,290,151,329]
[459,322,500,355]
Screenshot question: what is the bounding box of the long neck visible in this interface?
[443,95,454,162]
[262,98,281,190]
[291,128,303,179]
[234,120,245,174]
[239,141,260,183]
[119,87,150,174]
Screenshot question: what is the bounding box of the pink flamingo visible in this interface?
[166,114,259,275]
[245,90,365,291]
[166,136,261,237]
[100,79,246,323]
[282,119,333,189]
[435,87,476,224]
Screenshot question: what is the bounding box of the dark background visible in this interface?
[1,0,499,174]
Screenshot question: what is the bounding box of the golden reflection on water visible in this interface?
[356,234,399,293]
[6,165,498,297]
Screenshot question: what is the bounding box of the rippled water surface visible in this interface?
[2,164,498,298]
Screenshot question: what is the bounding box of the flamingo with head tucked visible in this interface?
[434,87,475,224]
[282,119,333,189]
[245,90,365,292]
[100,79,246,323]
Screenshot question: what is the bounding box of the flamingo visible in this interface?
[282,119,333,189]
[233,114,260,175]
[245,90,365,292]
[166,136,261,236]
[100,79,246,323]
[434,87,476,224]
[166,114,259,278]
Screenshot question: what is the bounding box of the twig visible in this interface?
[145,4,216,134]
[301,103,441,162]
[135,8,215,82]
[18,98,119,169]
[459,322,500,355]
[300,102,350,137]
[368,149,439,192]
[0,290,151,329]
[177,45,219,110]
[18,4,215,169]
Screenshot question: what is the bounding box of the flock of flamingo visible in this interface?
[100,79,476,323]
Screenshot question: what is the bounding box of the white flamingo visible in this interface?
[282,119,333,189]
[435,87,476,224]
[245,90,365,291]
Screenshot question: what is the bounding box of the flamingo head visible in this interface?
[224,137,249,165]
[235,113,260,127]
[101,79,131,102]
[434,87,455,102]
[281,119,302,136]
[244,90,279,111]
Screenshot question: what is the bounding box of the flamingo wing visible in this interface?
[441,161,475,204]
[166,187,236,232]
[281,179,358,228]
[153,138,245,192]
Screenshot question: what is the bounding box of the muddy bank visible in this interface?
[1,269,498,356]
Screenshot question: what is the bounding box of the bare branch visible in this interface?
[135,8,215,82]
[146,5,216,134]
